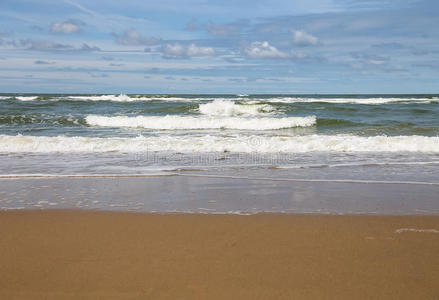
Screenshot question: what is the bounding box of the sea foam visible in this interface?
[6,94,436,104]
[68,94,142,102]
[263,97,438,104]
[1,134,438,153]
[67,94,200,102]
[198,100,275,116]
[15,96,38,101]
[85,115,316,130]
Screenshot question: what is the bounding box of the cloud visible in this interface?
[88,73,109,78]
[112,29,160,46]
[78,43,100,52]
[161,43,215,59]
[64,0,98,17]
[34,60,55,65]
[244,41,290,59]
[16,39,99,52]
[20,39,73,51]
[50,19,84,34]
[291,30,319,46]
[351,53,390,66]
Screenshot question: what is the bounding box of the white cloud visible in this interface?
[113,29,160,46]
[50,20,84,34]
[244,41,290,59]
[291,30,319,46]
[162,43,215,59]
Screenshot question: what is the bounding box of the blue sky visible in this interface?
[0,0,438,93]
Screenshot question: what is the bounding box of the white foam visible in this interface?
[67,95,202,102]
[85,115,315,130]
[263,97,437,104]
[10,95,436,104]
[1,134,438,153]
[67,94,142,102]
[198,100,275,116]
[15,96,38,101]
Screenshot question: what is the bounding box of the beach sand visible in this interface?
[1,211,439,299]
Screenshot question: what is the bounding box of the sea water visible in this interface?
[0,93,438,180]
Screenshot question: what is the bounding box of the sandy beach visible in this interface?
[1,211,438,299]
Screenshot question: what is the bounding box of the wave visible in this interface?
[66,95,438,104]
[263,97,438,104]
[15,96,39,101]
[85,115,316,130]
[67,94,200,102]
[1,134,438,153]
[198,100,275,116]
[67,94,147,102]
[3,94,438,104]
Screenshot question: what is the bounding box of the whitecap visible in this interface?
[15,96,38,101]
[263,97,437,104]
[1,134,438,153]
[198,100,275,116]
[85,115,316,130]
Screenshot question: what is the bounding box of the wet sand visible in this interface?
[1,211,439,299]
[1,176,439,214]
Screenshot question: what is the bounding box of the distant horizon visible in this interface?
[1,92,439,96]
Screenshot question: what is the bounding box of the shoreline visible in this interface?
[1,173,438,186]
[2,176,439,214]
[1,211,439,299]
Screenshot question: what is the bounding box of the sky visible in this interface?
[0,0,438,94]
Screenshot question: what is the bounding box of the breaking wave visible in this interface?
[67,94,150,102]
[1,134,438,153]
[263,97,439,104]
[85,115,316,130]
[198,100,275,116]
[15,96,39,101]
[2,94,437,104]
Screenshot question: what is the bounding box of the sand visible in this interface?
[1,211,439,299]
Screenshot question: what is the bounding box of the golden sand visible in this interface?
[1,211,438,299]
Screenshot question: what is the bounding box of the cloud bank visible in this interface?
[161,43,215,59]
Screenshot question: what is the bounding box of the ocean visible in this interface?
[1,93,439,172]
[1,93,438,212]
